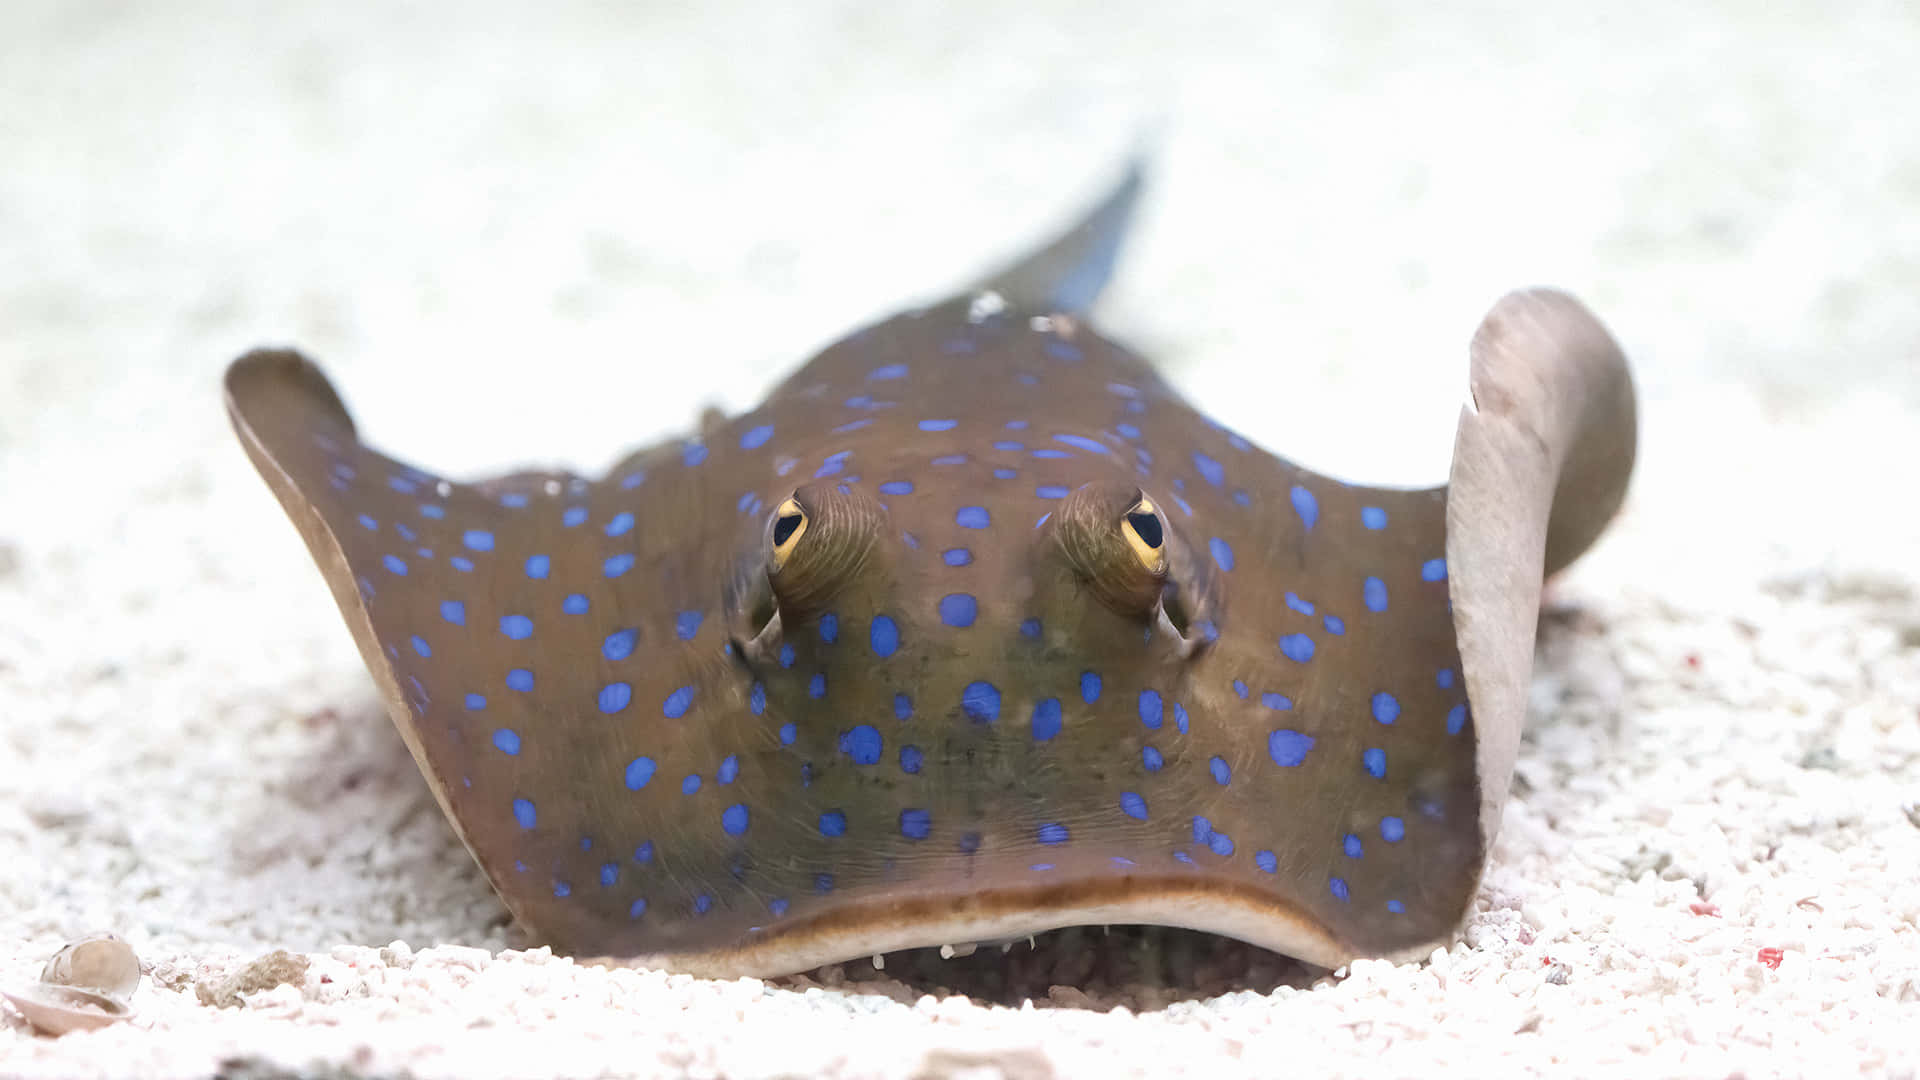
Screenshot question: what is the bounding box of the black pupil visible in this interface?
[772,512,803,546]
[1126,511,1163,549]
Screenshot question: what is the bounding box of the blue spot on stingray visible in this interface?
[779,643,795,668]
[1173,703,1189,733]
[1210,756,1232,785]
[870,363,908,380]
[1054,434,1107,454]
[841,724,882,764]
[681,774,702,795]
[1142,746,1164,771]
[1330,877,1351,903]
[1197,620,1219,642]
[1232,679,1249,699]
[419,504,445,520]
[603,628,637,661]
[562,506,587,527]
[524,554,550,579]
[357,513,377,531]
[1192,452,1225,486]
[818,810,847,837]
[512,798,536,829]
[603,553,634,577]
[563,593,588,615]
[1255,850,1278,873]
[812,613,837,644]
[1020,617,1042,639]
[900,809,932,840]
[778,722,795,745]
[1081,671,1102,703]
[450,556,473,573]
[868,615,899,658]
[500,493,528,509]
[1191,816,1213,844]
[663,686,695,718]
[599,511,635,539]
[1138,689,1163,729]
[1269,730,1314,767]
[388,476,417,495]
[919,419,958,432]
[992,467,1018,479]
[1361,506,1388,530]
[693,893,713,914]
[440,600,466,625]
[748,681,766,715]
[1209,537,1235,572]
[807,672,827,699]
[961,681,1000,723]
[506,668,534,692]
[740,424,774,450]
[942,548,972,566]
[382,554,408,576]
[955,506,990,529]
[624,756,656,790]
[1372,692,1401,724]
[1387,899,1406,914]
[552,881,571,898]
[813,873,835,893]
[1035,484,1071,499]
[1422,558,1448,582]
[1037,823,1070,845]
[899,745,923,773]
[632,842,654,864]
[500,614,533,640]
[627,898,648,919]
[1232,489,1251,507]
[1324,615,1346,635]
[1120,792,1148,820]
[1261,692,1292,711]
[1173,851,1195,865]
[620,470,646,490]
[1437,668,1455,689]
[1034,512,1051,528]
[1380,816,1406,843]
[1291,486,1318,530]
[1344,834,1363,858]
[1285,592,1314,615]
[1117,423,1142,439]
[600,863,618,887]
[878,480,914,495]
[1363,747,1387,778]
[1364,577,1389,611]
[721,804,749,836]
[814,451,851,478]
[992,440,1024,452]
[465,694,486,711]
[1030,698,1062,741]
[931,454,968,466]
[1448,703,1468,735]
[893,693,913,720]
[682,443,709,467]
[718,755,739,784]
[939,593,977,627]
[1171,493,1193,516]
[666,610,701,641]
[492,729,520,755]
[1208,831,1234,857]
[1031,448,1072,459]
[598,682,631,713]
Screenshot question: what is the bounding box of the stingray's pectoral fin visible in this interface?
[1447,288,1636,856]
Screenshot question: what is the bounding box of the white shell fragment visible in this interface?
[0,983,133,1037]
[41,933,143,1001]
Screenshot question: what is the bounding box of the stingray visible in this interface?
[224,161,1636,978]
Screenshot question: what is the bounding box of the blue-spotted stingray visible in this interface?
[225,162,1636,977]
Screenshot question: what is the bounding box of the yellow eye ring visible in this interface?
[1121,496,1166,573]
[770,497,808,571]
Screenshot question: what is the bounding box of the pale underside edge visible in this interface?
[584,888,1448,979]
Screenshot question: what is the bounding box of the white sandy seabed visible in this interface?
[2,3,1918,1077]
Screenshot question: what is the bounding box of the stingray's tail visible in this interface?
[966,154,1147,316]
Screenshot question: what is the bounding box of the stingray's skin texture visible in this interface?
[225,165,1635,977]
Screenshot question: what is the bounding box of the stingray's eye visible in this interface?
[770,498,809,570]
[1122,496,1166,570]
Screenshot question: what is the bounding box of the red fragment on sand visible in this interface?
[1684,653,1701,669]
[1757,947,1784,969]
[1689,901,1721,916]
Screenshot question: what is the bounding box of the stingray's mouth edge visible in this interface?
[577,877,1453,980]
